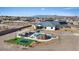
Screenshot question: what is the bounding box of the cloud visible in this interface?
[41,8,45,11]
[50,12,76,16]
[63,7,74,10]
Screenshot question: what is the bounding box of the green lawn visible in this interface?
[4,38,35,46]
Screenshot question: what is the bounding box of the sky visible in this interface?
[0,7,79,16]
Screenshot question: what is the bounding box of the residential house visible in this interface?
[33,21,68,30]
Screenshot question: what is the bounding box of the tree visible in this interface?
[47,18,55,21]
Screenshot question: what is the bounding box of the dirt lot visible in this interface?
[0,27,79,51]
[26,32,79,51]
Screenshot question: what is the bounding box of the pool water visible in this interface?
[19,32,34,37]
[31,33,53,40]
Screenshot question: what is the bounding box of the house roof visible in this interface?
[34,21,61,27]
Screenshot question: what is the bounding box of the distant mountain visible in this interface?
[33,15,79,19]
[33,15,57,18]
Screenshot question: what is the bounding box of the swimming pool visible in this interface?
[30,32,58,42]
[17,31,58,42]
[18,32,35,37]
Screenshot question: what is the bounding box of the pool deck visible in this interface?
[17,32,58,42]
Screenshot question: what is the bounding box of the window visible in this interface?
[51,27,53,29]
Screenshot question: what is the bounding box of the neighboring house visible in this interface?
[73,21,79,25]
[33,21,68,30]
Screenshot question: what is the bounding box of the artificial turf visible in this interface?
[5,37,35,46]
